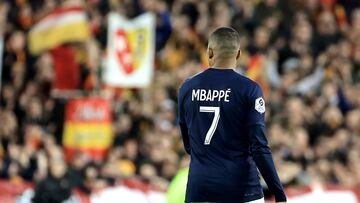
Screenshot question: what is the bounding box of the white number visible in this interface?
[199,106,220,145]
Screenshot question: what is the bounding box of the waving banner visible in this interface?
[104,12,155,87]
[28,6,90,55]
[63,97,113,161]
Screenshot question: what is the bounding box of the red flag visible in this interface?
[49,45,80,90]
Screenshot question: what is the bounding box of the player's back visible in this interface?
[178,68,265,203]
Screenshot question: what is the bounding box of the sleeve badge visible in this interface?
[255,97,265,114]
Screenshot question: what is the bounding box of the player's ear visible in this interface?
[208,48,214,59]
[236,49,241,60]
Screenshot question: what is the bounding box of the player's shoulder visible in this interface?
[232,70,261,91]
[179,70,205,92]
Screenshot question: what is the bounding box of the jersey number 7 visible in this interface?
[199,106,220,145]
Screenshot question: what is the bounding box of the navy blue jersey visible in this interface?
[178,68,286,203]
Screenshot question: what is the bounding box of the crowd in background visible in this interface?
[1,0,360,202]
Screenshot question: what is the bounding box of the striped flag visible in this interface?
[63,97,113,161]
[28,6,90,55]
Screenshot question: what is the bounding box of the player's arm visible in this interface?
[249,124,286,202]
[178,83,191,154]
[247,84,287,203]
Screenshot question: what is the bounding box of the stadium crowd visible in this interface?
[0,0,360,202]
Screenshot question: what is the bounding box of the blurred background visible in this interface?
[0,0,360,202]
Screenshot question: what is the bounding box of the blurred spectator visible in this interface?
[32,160,71,203]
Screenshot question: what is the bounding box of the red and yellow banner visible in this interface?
[28,6,90,55]
[63,97,113,161]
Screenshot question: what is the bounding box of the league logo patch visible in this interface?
[255,97,265,114]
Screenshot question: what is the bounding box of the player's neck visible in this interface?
[211,60,236,70]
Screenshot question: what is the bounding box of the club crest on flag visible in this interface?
[114,28,148,75]
[105,12,155,87]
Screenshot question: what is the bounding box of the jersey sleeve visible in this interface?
[246,83,266,126]
[249,125,287,202]
[178,82,189,126]
[178,82,191,154]
[246,83,287,202]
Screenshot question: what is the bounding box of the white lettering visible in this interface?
[218,91,225,101]
[206,90,212,101]
[191,89,231,102]
[192,89,200,101]
[200,89,207,101]
[212,90,219,101]
[75,106,106,120]
[224,88,231,102]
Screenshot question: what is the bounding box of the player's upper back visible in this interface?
[178,68,265,159]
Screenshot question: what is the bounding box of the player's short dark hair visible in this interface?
[208,27,240,58]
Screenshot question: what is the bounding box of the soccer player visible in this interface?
[178,27,287,203]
